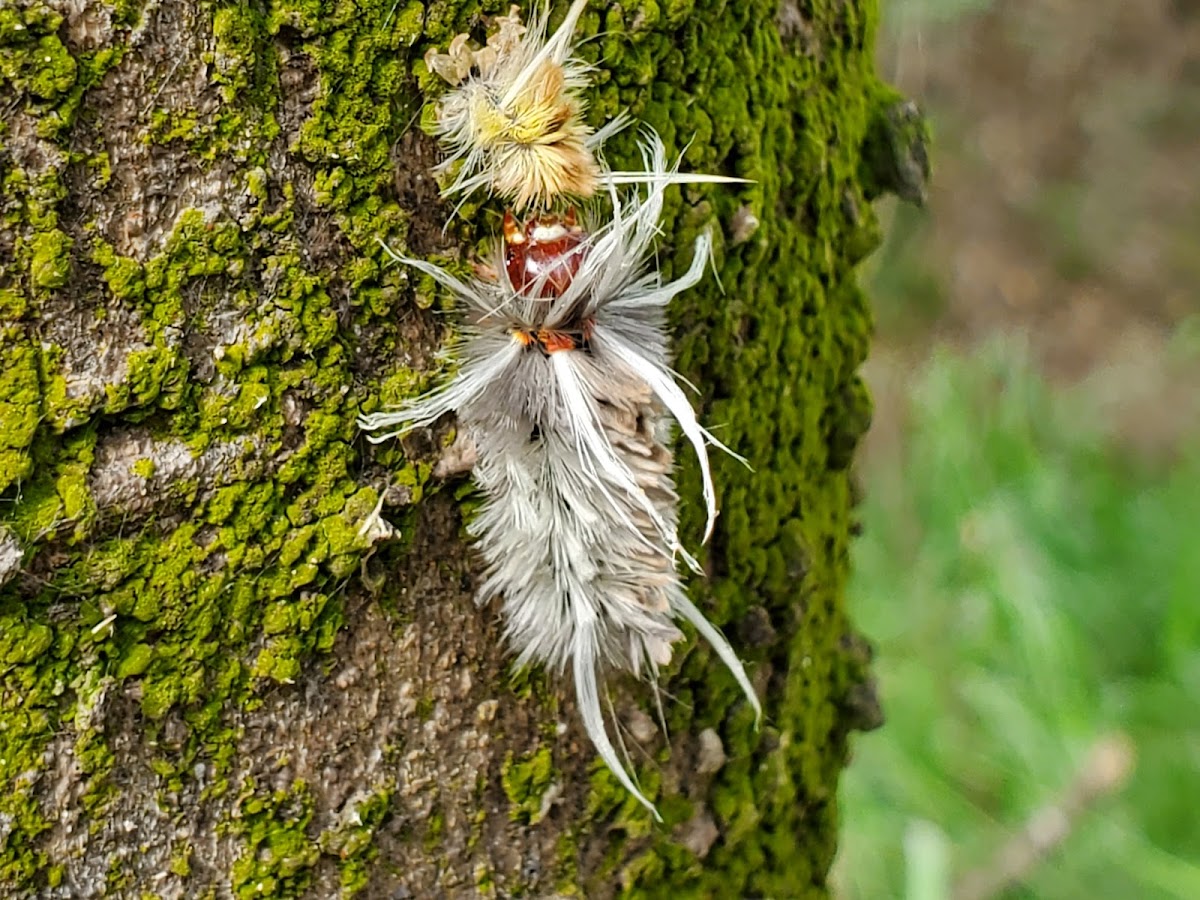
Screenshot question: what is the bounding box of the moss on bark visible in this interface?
[0,0,912,894]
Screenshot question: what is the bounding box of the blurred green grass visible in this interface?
[836,0,1200,891]
[834,338,1200,899]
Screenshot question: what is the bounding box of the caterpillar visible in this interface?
[361,136,760,818]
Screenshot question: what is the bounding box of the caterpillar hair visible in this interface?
[425,0,619,209]
[424,0,745,211]
[361,134,761,819]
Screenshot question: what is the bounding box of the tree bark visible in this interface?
[0,0,917,895]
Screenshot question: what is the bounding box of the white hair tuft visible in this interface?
[362,132,760,818]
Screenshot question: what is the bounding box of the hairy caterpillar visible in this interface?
[361,137,761,817]
[424,0,741,210]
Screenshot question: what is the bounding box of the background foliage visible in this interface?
[835,0,1200,897]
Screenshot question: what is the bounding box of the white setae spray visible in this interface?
[361,135,760,818]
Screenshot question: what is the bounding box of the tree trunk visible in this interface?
[0,0,918,895]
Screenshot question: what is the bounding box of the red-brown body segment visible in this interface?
[503,209,593,354]
[503,209,587,298]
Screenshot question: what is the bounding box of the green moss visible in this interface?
[0,609,59,886]
[116,643,155,680]
[422,806,445,851]
[28,228,72,289]
[146,108,202,146]
[265,0,424,267]
[40,45,126,141]
[109,346,180,413]
[0,327,40,491]
[0,617,53,665]
[317,787,393,892]
[474,862,497,896]
[229,779,320,898]
[92,240,147,302]
[502,746,559,825]
[7,429,96,543]
[412,694,434,722]
[169,844,193,878]
[0,7,77,101]
[211,6,265,103]
[0,288,26,319]
[135,2,282,163]
[553,828,583,896]
[860,88,933,205]
[88,150,113,190]
[504,659,553,704]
